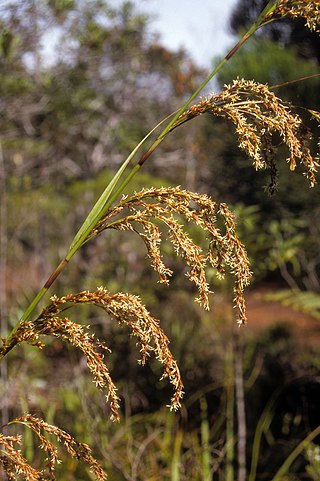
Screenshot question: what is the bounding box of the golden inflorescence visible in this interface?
[177,79,319,192]
[0,415,106,480]
[2,286,184,419]
[264,0,320,33]
[94,186,252,321]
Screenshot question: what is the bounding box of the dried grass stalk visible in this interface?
[176,79,318,191]
[93,186,251,323]
[0,416,106,480]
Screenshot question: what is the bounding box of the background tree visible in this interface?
[0,0,204,184]
[230,0,320,63]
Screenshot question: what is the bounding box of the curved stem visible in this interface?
[271,425,320,481]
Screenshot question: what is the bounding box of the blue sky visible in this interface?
[137,0,239,67]
[26,0,240,71]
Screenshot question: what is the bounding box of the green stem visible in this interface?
[200,397,211,481]
[225,338,235,481]
[271,425,320,481]
[248,387,282,481]
[0,258,69,359]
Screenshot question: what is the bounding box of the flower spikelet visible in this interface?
[308,109,320,161]
[5,289,183,413]
[0,433,40,481]
[5,311,121,422]
[43,289,184,410]
[177,79,318,189]
[0,416,106,480]
[264,0,320,33]
[93,187,251,324]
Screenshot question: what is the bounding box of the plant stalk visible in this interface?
[271,425,320,481]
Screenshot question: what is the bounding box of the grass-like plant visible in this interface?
[0,1,319,479]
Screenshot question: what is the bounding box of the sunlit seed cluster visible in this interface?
[265,1,320,33]
[1,287,184,421]
[93,187,252,324]
[0,417,106,480]
[177,79,318,191]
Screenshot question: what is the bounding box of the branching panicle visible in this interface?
[0,433,40,481]
[177,79,318,188]
[0,416,107,481]
[264,1,320,33]
[2,288,183,417]
[2,313,121,421]
[45,289,184,410]
[93,187,251,324]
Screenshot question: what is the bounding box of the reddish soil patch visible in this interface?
[246,287,320,348]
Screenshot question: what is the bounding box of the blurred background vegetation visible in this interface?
[0,0,319,479]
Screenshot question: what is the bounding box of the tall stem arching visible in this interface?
[1,1,278,359]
